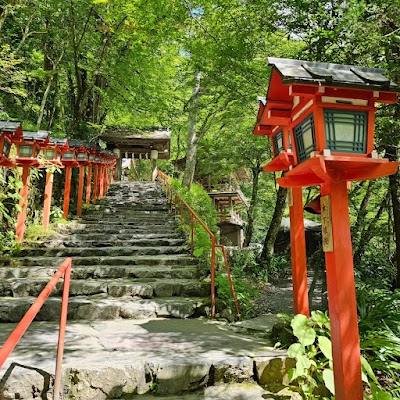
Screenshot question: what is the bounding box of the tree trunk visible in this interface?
[260,183,287,261]
[244,165,261,247]
[386,146,400,288]
[37,74,54,128]
[183,73,201,188]
[351,180,374,241]
[353,192,389,267]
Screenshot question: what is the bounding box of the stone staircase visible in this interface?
[0,181,210,323]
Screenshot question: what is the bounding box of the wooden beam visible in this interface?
[321,181,363,400]
[43,171,54,231]
[16,165,30,243]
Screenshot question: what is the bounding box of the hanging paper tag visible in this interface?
[321,195,333,252]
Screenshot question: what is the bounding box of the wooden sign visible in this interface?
[287,188,293,207]
[321,195,334,252]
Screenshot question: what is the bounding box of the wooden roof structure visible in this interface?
[100,128,171,160]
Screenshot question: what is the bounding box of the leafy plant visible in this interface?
[215,270,259,319]
[284,312,395,400]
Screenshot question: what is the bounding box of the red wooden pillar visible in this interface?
[16,165,30,243]
[99,166,105,199]
[321,180,362,400]
[93,165,98,203]
[63,165,72,220]
[42,171,54,231]
[86,166,92,205]
[289,187,309,316]
[76,166,85,216]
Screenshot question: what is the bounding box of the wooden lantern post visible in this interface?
[42,137,67,230]
[73,141,89,216]
[255,58,399,400]
[98,152,105,200]
[14,130,49,242]
[254,99,309,316]
[86,146,96,205]
[92,149,102,203]
[61,145,78,220]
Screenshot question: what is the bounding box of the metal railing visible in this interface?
[157,171,240,318]
[0,257,72,400]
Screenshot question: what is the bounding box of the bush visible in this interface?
[215,270,259,319]
[169,178,218,261]
[282,312,396,400]
[357,285,400,396]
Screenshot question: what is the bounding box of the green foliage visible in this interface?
[357,285,400,396]
[0,168,22,254]
[170,177,218,234]
[286,312,334,399]
[284,312,396,400]
[215,270,259,319]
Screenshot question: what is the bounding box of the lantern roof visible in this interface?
[268,58,399,94]
[22,130,50,142]
[68,139,86,149]
[49,136,68,146]
[0,120,22,134]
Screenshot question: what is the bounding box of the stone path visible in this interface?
[0,318,294,399]
[0,181,292,399]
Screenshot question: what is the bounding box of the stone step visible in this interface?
[49,232,185,242]
[93,205,170,212]
[0,278,210,299]
[77,219,178,226]
[0,265,202,280]
[85,207,171,215]
[67,224,180,234]
[18,245,189,258]
[0,295,208,322]
[81,214,176,222]
[1,254,198,267]
[29,237,187,249]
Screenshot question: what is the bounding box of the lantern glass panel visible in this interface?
[19,145,33,157]
[63,152,75,160]
[77,153,87,161]
[43,149,55,160]
[3,140,11,157]
[273,131,284,156]
[294,114,317,162]
[88,153,95,161]
[324,109,367,153]
[95,156,100,162]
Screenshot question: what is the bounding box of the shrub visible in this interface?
[279,312,398,400]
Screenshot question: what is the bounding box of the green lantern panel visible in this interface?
[294,114,317,162]
[324,109,367,154]
[3,140,11,157]
[19,145,34,157]
[273,130,284,156]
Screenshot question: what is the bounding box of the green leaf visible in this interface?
[361,355,378,384]
[193,248,204,257]
[291,314,316,346]
[287,343,305,358]
[311,310,331,331]
[322,369,335,395]
[371,383,393,400]
[318,336,333,360]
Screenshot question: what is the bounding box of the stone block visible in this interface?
[254,356,295,386]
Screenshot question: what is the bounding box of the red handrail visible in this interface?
[157,171,240,318]
[0,257,72,400]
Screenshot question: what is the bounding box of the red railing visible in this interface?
[157,171,240,318]
[0,257,72,400]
